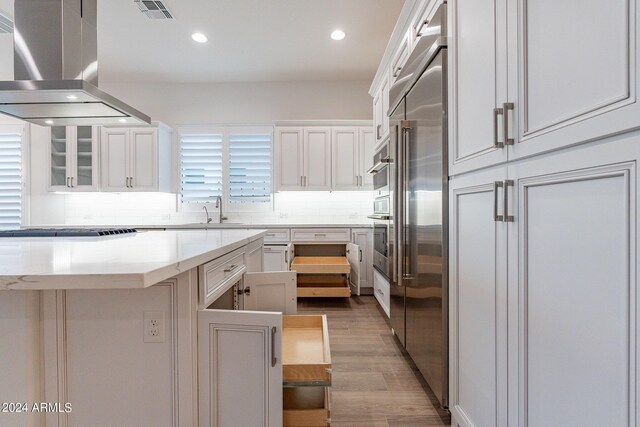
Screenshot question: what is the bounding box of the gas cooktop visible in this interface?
[0,228,138,237]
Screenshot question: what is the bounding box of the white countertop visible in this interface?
[26,223,373,230]
[0,229,266,291]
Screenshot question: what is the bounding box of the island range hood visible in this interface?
[0,0,150,126]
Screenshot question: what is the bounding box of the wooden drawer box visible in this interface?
[290,228,350,243]
[199,247,246,307]
[264,228,291,244]
[283,315,332,385]
[283,387,330,427]
[297,276,351,298]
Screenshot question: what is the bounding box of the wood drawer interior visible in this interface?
[291,256,350,274]
[282,315,332,385]
[283,387,330,427]
[297,276,351,298]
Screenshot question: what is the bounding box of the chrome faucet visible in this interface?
[215,196,228,223]
[203,205,212,224]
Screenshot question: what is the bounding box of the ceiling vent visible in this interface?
[135,0,175,20]
[0,12,13,33]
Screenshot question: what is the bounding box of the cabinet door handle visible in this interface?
[493,107,505,149]
[129,177,133,188]
[359,249,363,263]
[504,180,515,222]
[300,176,303,187]
[66,177,70,188]
[494,181,504,222]
[376,124,381,139]
[503,102,514,146]
[70,177,74,187]
[271,327,277,367]
[393,66,402,78]
[416,19,429,37]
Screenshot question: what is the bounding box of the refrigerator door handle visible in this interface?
[400,120,412,279]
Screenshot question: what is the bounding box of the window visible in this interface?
[0,132,22,230]
[179,126,273,211]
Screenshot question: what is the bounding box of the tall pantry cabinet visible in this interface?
[447,0,640,426]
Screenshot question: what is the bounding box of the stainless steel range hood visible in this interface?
[0,0,150,126]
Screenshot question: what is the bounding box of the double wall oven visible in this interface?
[368,143,394,281]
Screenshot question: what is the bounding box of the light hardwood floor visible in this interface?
[298,296,451,427]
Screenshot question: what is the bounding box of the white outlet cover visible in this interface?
[143,310,165,343]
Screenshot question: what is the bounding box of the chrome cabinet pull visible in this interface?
[129,177,133,188]
[359,249,363,263]
[271,327,277,367]
[503,102,514,146]
[66,177,70,187]
[224,264,239,273]
[493,181,504,222]
[416,19,429,37]
[300,176,303,187]
[70,177,74,187]
[504,180,515,222]
[493,107,504,149]
[314,233,326,237]
[393,66,402,78]
[376,124,381,140]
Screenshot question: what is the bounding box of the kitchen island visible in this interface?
[0,229,289,427]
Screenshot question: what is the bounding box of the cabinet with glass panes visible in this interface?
[49,126,99,191]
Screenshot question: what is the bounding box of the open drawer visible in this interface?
[283,387,331,426]
[291,256,350,274]
[297,276,351,298]
[283,315,332,386]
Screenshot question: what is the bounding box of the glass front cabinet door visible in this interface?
[49,126,99,191]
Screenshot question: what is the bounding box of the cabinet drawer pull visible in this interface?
[393,66,402,78]
[314,233,326,237]
[504,180,514,222]
[224,264,239,273]
[271,327,277,367]
[493,107,504,149]
[266,233,276,237]
[416,19,429,37]
[503,102,514,146]
[493,181,504,222]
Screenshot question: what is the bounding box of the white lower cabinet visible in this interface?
[351,228,373,294]
[263,243,293,272]
[373,269,390,318]
[198,309,283,427]
[450,138,639,427]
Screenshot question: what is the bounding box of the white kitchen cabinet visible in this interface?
[506,0,640,161]
[331,127,359,190]
[359,127,375,188]
[373,269,390,318]
[263,243,293,272]
[449,138,639,427]
[246,239,264,273]
[303,128,332,190]
[410,0,440,43]
[290,228,351,244]
[351,228,373,293]
[100,123,172,192]
[244,271,297,315]
[389,29,411,84]
[263,228,291,244]
[448,0,509,176]
[373,77,390,146]
[48,125,99,191]
[449,167,508,427]
[198,309,282,427]
[275,128,304,190]
[275,127,330,191]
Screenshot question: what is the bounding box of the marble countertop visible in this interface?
[0,229,266,291]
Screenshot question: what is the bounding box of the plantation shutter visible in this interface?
[228,133,272,204]
[0,133,22,230]
[180,134,223,204]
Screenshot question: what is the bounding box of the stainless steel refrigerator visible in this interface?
[388,2,448,408]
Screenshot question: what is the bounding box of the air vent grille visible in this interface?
[0,12,14,33]
[134,0,175,20]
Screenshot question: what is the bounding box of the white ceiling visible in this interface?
[95,0,404,83]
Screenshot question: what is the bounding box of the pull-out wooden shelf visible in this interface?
[283,315,332,386]
[283,387,330,427]
[291,256,350,274]
[291,256,351,298]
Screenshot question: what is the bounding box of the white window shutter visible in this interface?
[0,133,21,230]
[228,134,272,204]
[180,134,223,204]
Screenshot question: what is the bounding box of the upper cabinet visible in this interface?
[49,126,99,191]
[100,123,172,192]
[373,77,390,146]
[275,124,373,191]
[448,0,509,175]
[389,30,411,85]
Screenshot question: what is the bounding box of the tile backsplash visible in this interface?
[61,191,374,226]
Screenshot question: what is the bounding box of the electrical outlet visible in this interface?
[143,311,165,343]
[279,212,289,219]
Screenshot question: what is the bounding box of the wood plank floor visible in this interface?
[298,296,451,427]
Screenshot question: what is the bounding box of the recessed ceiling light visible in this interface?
[66,94,78,100]
[191,32,208,43]
[118,118,127,123]
[44,120,54,125]
[331,30,346,41]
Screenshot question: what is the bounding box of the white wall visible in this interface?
[25,80,374,226]
[100,81,372,128]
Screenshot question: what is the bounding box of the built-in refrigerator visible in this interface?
[388,2,448,408]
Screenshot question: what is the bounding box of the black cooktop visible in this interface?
[0,228,138,237]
